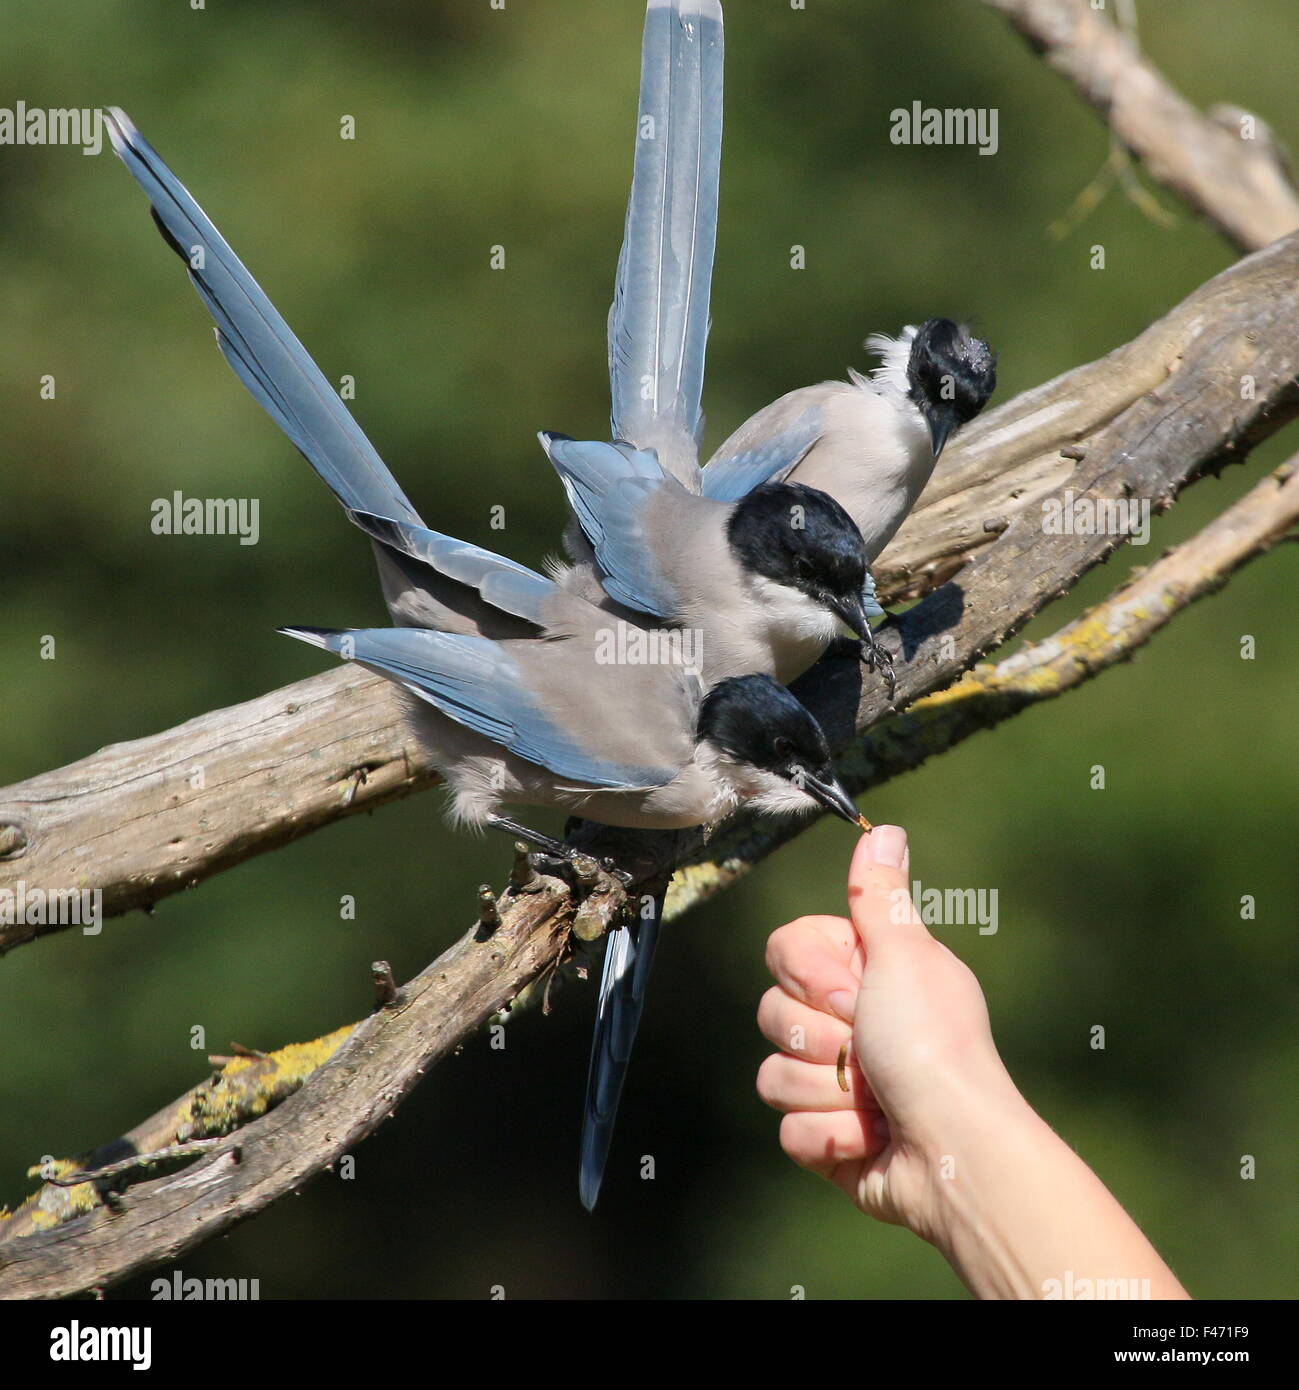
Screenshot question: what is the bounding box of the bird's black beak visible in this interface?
[829,591,873,644]
[803,769,871,831]
[924,402,957,458]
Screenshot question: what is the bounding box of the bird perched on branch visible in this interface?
[700,318,998,566]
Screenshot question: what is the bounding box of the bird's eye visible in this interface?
[773,736,795,760]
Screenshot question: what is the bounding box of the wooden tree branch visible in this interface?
[981,0,1299,253]
[0,861,629,1298]
[5,444,1296,1298]
[0,1027,355,1241]
[0,667,436,950]
[5,232,1299,953]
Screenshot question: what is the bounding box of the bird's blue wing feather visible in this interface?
[699,404,823,502]
[540,434,683,620]
[345,511,556,628]
[862,570,885,620]
[280,626,676,789]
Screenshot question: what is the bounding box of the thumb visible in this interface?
[845,825,932,956]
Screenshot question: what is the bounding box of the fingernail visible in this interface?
[869,824,907,868]
[828,989,856,1022]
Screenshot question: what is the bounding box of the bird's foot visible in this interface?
[487,816,634,887]
[860,631,897,701]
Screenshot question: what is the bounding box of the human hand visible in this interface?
[757,826,1189,1300]
[756,825,1026,1239]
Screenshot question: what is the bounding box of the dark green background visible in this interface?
[2,0,1296,1299]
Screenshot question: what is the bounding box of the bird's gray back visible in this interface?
[714,380,933,561]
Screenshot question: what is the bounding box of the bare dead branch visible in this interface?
[0,865,630,1297]
[46,1139,224,1188]
[981,0,1299,252]
[0,666,431,949]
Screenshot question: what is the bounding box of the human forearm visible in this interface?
[927,1091,1190,1301]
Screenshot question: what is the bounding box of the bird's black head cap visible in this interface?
[697,675,864,826]
[727,483,872,636]
[906,318,997,456]
[697,674,832,776]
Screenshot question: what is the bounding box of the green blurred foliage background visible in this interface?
[2,0,1296,1300]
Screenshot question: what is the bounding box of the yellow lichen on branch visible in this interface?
[0,1025,355,1240]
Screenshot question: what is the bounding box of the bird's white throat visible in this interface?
[747,575,841,683]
